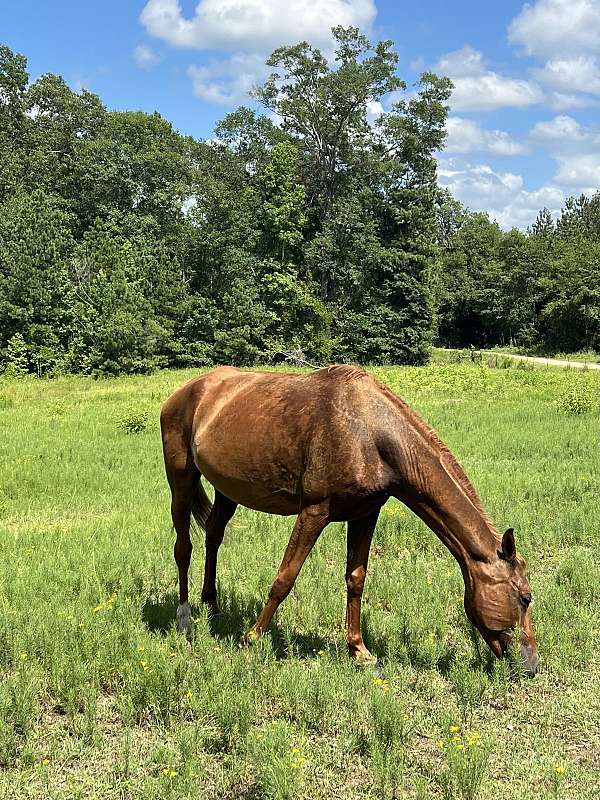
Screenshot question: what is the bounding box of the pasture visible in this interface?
[0,363,598,799]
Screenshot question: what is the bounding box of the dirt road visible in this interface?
[489,352,600,370]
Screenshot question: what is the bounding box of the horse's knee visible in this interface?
[346,566,366,598]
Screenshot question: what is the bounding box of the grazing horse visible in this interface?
[160,365,539,677]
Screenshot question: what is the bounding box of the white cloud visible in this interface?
[141,0,377,51]
[544,91,598,111]
[436,46,485,78]
[188,53,268,105]
[438,160,523,210]
[451,74,543,112]
[534,56,600,96]
[438,158,567,229]
[529,116,600,188]
[554,154,600,187]
[438,112,600,228]
[134,44,162,68]
[509,0,600,59]
[445,117,528,156]
[529,115,600,155]
[530,115,588,144]
[436,46,543,111]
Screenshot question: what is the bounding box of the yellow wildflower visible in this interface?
[161,767,178,778]
[449,725,460,733]
[554,766,566,775]
[41,758,50,766]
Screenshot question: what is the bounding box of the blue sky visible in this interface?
[3,0,600,228]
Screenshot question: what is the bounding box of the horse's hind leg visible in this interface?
[171,473,198,637]
[201,490,237,615]
[162,441,199,637]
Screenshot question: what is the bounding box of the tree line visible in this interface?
[0,31,598,376]
[436,191,600,353]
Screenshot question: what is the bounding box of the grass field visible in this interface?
[0,363,598,799]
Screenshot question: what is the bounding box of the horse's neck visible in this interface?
[388,403,499,571]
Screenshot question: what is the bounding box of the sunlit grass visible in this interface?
[0,363,598,798]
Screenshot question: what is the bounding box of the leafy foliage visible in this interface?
[0,34,597,375]
[436,194,600,353]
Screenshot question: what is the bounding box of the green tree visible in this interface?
[0,45,30,200]
[0,190,75,374]
[255,27,402,226]
[259,141,307,263]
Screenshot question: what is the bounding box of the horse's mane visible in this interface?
[375,379,498,534]
[320,365,496,533]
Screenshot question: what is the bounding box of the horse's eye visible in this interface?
[519,593,532,609]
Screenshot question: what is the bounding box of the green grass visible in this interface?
[0,364,599,799]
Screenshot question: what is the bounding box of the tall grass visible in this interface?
[0,363,598,798]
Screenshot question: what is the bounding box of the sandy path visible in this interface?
[487,352,600,370]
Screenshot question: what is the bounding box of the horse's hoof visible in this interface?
[351,651,381,674]
[240,628,260,646]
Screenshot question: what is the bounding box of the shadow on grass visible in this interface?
[141,587,331,660]
[208,589,332,660]
[142,591,499,677]
[141,592,179,634]
[360,616,497,678]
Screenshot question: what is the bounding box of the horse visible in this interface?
[160,364,539,677]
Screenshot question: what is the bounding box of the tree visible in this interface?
[0,189,75,374]
[259,141,307,263]
[0,46,30,200]
[255,27,402,225]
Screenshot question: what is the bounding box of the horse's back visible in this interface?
[162,365,392,515]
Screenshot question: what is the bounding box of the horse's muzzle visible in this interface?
[520,642,539,678]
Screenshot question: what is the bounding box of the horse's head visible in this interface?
[464,528,539,677]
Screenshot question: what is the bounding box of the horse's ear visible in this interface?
[498,528,516,562]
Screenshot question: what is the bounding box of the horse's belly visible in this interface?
[191,392,308,515]
[194,449,302,516]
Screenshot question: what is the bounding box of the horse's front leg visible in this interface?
[345,509,380,665]
[245,501,330,640]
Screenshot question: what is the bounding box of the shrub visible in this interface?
[557,384,596,415]
[117,407,150,434]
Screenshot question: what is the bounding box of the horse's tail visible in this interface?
[191,476,212,532]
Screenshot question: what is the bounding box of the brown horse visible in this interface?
[160,365,539,676]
